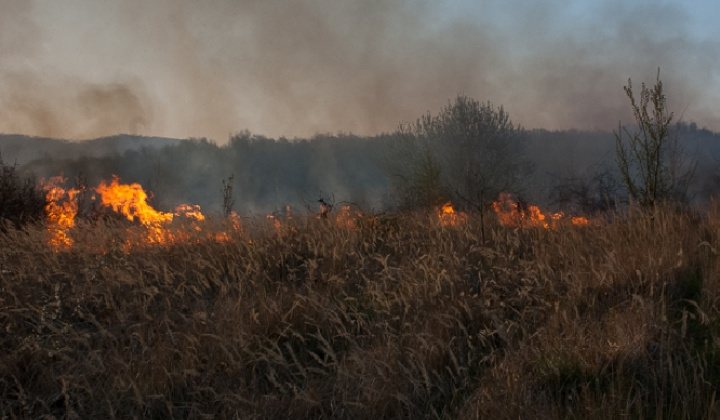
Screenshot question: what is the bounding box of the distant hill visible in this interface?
[0,134,184,166]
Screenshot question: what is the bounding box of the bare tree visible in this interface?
[222,174,234,218]
[615,69,696,209]
[0,151,47,230]
[385,131,447,209]
[387,95,531,239]
[549,163,621,215]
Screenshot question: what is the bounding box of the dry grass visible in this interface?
[2,205,720,419]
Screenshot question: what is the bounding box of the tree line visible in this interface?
[3,72,720,226]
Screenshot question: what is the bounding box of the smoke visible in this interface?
[1,0,718,141]
[0,1,153,139]
[1,72,152,139]
[506,1,720,131]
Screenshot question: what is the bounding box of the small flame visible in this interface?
[213,231,232,242]
[266,214,282,230]
[493,193,590,229]
[492,193,547,228]
[438,202,466,227]
[213,212,243,243]
[336,205,363,230]
[175,203,206,221]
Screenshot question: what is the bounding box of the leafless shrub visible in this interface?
[615,69,697,209]
[0,151,46,229]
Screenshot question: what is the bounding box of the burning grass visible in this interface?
[2,198,720,418]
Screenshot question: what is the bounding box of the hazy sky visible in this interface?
[1,0,718,142]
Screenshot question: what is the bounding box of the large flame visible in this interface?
[41,176,80,250]
[95,176,178,246]
[38,175,251,251]
[96,176,174,225]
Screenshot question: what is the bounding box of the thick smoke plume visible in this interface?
[1,0,718,142]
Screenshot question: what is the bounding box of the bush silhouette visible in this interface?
[0,152,47,229]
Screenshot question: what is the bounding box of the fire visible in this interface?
[266,214,282,230]
[438,202,466,227]
[492,193,590,229]
[96,176,174,225]
[336,205,364,230]
[493,193,545,228]
[43,177,598,252]
[41,176,80,249]
[38,174,594,253]
[336,205,352,227]
[174,204,205,221]
[37,175,255,251]
[94,176,181,246]
[212,211,243,243]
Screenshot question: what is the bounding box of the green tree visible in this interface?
[615,69,696,209]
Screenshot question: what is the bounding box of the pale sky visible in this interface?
[1,0,718,142]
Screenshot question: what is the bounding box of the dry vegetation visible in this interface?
[2,205,720,419]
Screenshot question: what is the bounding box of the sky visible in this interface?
[0,0,718,142]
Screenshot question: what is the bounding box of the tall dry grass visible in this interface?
[1,205,720,419]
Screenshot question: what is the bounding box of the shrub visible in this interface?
[388,95,531,211]
[615,69,696,209]
[0,152,46,229]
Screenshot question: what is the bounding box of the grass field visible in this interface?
[2,204,720,419]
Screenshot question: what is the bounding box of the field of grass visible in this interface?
[2,205,720,419]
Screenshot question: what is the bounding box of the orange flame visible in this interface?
[96,176,173,225]
[174,203,205,221]
[41,176,80,249]
[266,214,282,230]
[215,211,242,242]
[438,202,466,227]
[94,176,178,246]
[94,176,216,247]
[492,193,590,229]
[335,205,364,230]
[492,193,548,228]
[39,175,248,251]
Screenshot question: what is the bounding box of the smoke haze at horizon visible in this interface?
[1,0,718,142]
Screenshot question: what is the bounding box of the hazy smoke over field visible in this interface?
[1,0,718,141]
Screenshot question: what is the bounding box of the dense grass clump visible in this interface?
[1,205,720,418]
